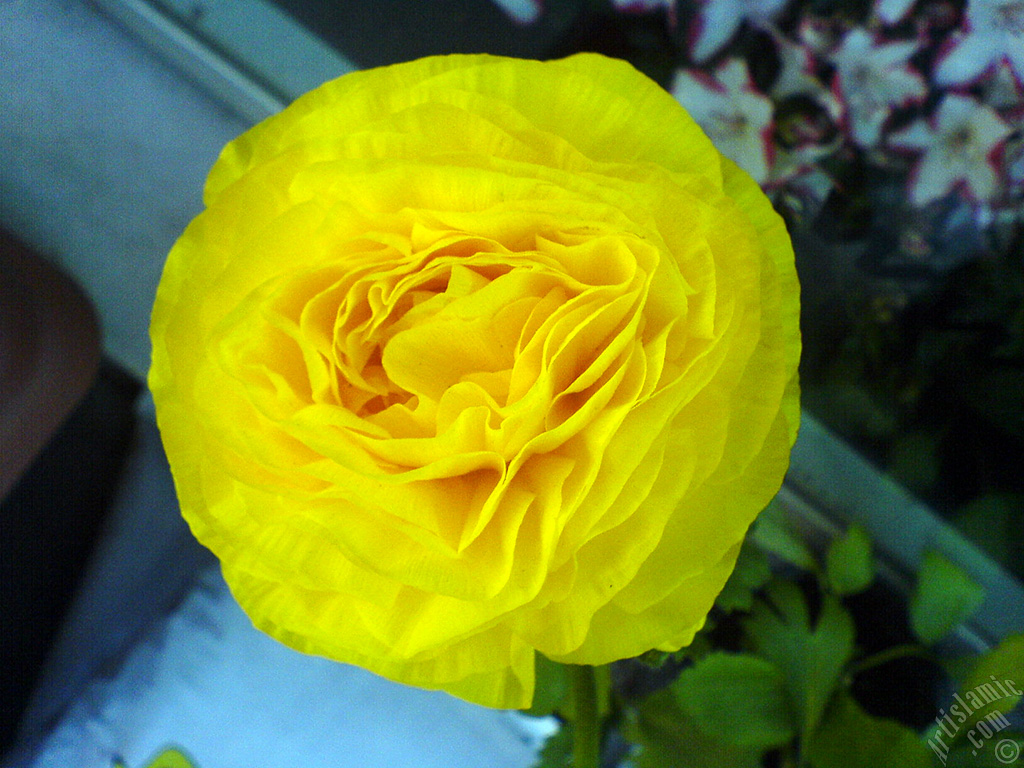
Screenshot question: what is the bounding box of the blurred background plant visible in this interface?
[492,0,1024,581]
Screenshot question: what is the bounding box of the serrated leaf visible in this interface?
[805,692,933,768]
[716,539,772,613]
[745,585,855,738]
[530,722,572,768]
[910,551,985,645]
[623,688,763,768]
[526,654,569,717]
[672,652,795,748]
[750,499,818,572]
[825,524,874,596]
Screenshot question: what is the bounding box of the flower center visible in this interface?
[711,109,750,136]
[945,125,975,152]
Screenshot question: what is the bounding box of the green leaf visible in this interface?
[672,652,795,748]
[963,633,1024,711]
[750,499,818,572]
[623,688,763,768]
[804,692,933,768]
[944,733,1024,767]
[530,722,572,768]
[744,583,855,738]
[716,539,772,613]
[910,551,985,645]
[673,625,715,665]
[765,579,812,628]
[525,654,569,717]
[928,633,1024,752]
[825,524,874,596]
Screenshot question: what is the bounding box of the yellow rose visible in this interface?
[149,53,800,710]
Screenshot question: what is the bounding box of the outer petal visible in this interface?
[557,543,744,663]
[910,156,957,205]
[205,54,724,202]
[888,119,932,150]
[691,0,745,62]
[1007,44,1024,84]
[935,33,998,85]
[226,561,537,709]
[876,0,916,25]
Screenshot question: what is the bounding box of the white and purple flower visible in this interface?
[831,29,928,147]
[689,0,790,62]
[889,93,1013,204]
[876,0,917,26]
[671,59,775,183]
[934,0,1024,86]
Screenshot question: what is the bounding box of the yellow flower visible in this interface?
[149,53,800,710]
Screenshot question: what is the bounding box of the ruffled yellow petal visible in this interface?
[550,542,744,665]
[150,52,800,710]
[225,561,536,709]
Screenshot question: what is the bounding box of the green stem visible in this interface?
[570,664,600,768]
[849,643,931,675]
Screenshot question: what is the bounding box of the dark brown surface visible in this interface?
[0,230,101,500]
